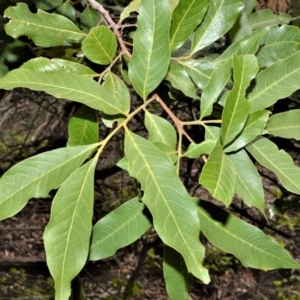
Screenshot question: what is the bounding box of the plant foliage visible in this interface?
[1,0,300,299]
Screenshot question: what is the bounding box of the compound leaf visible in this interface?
[184,140,216,158]
[89,197,151,260]
[0,144,97,221]
[44,158,97,300]
[128,0,171,99]
[125,130,209,283]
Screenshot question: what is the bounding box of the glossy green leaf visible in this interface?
[225,110,269,152]
[229,8,252,42]
[4,3,85,47]
[0,69,126,115]
[163,246,192,300]
[180,59,215,90]
[125,131,209,283]
[170,0,207,51]
[248,52,300,113]
[120,0,141,22]
[0,144,97,221]
[229,150,264,213]
[221,55,258,146]
[80,5,100,33]
[199,144,236,206]
[128,0,171,99]
[200,59,232,119]
[257,25,300,68]
[184,140,216,158]
[33,0,62,10]
[89,197,151,260]
[145,111,177,150]
[44,158,97,300]
[266,110,300,140]
[82,26,117,65]
[54,1,76,23]
[166,62,198,98]
[205,126,221,140]
[196,200,300,270]
[67,106,99,147]
[247,137,300,194]
[191,0,243,55]
[21,58,97,77]
[248,9,292,30]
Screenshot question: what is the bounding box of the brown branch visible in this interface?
[155,95,195,144]
[86,0,132,58]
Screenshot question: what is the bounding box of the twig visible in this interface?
[86,0,131,58]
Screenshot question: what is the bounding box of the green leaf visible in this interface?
[33,0,63,10]
[195,200,300,270]
[67,106,99,147]
[200,59,232,119]
[248,52,300,113]
[89,197,151,260]
[80,5,100,33]
[166,62,199,98]
[257,25,300,68]
[44,158,97,300]
[191,0,243,55]
[229,150,265,213]
[184,140,216,158]
[205,125,221,140]
[120,0,141,22]
[82,26,117,65]
[0,69,126,115]
[21,58,97,77]
[248,9,292,30]
[145,111,177,150]
[128,0,171,99]
[170,0,207,51]
[54,1,76,23]
[247,137,300,194]
[266,109,300,140]
[0,144,97,221]
[225,110,269,152]
[125,131,209,283]
[180,59,215,90]
[163,246,192,300]
[199,143,236,206]
[4,3,85,47]
[221,55,258,146]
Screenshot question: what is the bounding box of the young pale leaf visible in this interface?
[54,1,76,22]
[165,62,199,98]
[248,9,292,30]
[80,5,100,33]
[184,140,216,158]
[44,158,97,300]
[180,59,215,90]
[82,26,117,65]
[199,144,236,206]
[266,110,300,140]
[195,200,300,270]
[128,0,171,99]
[257,25,300,68]
[67,106,99,146]
[125,131,209,283]
[33,0,63,10]
[248,52,300,113]
[0,69,126,115]
[21,58,97,77]
[247,137,300,194]
[170,0,207,51]
[191,0,243,55]
[163,246,192,300]
[200,59,232,119]
[0,144,97,221]
[229,150,265,213]
[89,197,151,260]
[225,110,269,152]
[145,111,177,150]
[221,55,258,146]
[4,3,85,47]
